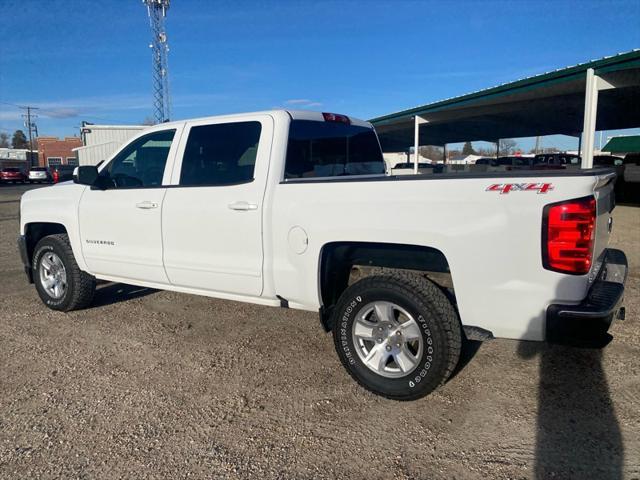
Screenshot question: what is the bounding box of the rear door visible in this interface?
[161,114,274,296]
[79,127,181,284]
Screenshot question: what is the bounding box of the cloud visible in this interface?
[39,107,82,119]
[0,110,22,121]
[285,99,312,105]
[284,99,323,108]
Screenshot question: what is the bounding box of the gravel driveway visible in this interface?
[1,183,638,479]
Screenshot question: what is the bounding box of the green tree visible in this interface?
[11,130,28,149]
[0,132,9,148]
[462,141,476,155]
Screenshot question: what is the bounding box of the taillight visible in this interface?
[53,170,59,183]
[543,196,596,275]
[322,112,351,125]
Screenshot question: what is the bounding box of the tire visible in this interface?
[32,234,96,311]
[332,271,461,400]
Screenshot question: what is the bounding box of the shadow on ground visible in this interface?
[518,341,623,479]
[448,338,482,382]
[92,281,157,308]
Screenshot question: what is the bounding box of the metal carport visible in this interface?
[369,50,640,172]
[602,135,640,153]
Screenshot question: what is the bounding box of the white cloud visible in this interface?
[284,99,323,108]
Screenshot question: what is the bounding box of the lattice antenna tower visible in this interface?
[143,0,171,123]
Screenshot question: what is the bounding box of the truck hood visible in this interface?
[20,182,87,224]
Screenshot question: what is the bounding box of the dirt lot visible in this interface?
[0,183,638,480]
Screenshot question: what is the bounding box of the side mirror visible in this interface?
[74,165,99,186]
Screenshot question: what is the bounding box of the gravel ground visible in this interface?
[0,183,638,480]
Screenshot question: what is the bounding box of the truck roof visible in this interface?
[150,109,372,129]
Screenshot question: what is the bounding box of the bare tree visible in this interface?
[418,145,444,161]
[498,139,518,156]
[477,146,496,156]
[0,132,9,148]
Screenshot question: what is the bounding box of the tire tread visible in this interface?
[33,234,95,311]
[332,270,461,400]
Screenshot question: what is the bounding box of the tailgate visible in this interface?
[591,172,617,278]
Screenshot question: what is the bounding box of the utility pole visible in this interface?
[20,105,39,166]
[534,136,541,155]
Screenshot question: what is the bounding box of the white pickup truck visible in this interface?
[18,110,628,400]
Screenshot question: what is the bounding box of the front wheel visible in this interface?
[32,234,96,311]
[332,271,461,400]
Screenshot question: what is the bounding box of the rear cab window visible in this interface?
[284,120,385,179]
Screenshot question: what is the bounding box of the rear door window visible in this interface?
[179,122,262,186]
[285,120,385,179]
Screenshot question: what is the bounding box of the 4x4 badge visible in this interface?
[486,183,554,194]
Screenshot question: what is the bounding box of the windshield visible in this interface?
[285,120,385,179]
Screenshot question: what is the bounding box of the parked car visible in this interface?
[593,155,624,181]
[473,157,533,172]
[28,167,52,184]
[50,165,76,184]
[496,156,533,170]
[533,153,581,169]
[474,157,496,166]
[622,153,640,184]
[0,167,27,184]
[391,162,444,175]
[18,110,627,400]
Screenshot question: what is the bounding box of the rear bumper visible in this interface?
[546,248,627,347]
[17,235,33,284]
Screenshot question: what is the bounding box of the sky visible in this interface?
[0,0,639,152]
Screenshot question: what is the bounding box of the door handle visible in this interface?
[135,201,158,209]
[228,201,258,211]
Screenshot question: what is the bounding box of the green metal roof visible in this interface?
[602,135,640,153]
[369,49,640,126]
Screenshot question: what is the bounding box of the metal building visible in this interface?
[74,124,146,166]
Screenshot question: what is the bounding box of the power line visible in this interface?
[0,100,24,108]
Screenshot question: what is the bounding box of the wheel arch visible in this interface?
[24,222,68,269]
[318,241,453,331]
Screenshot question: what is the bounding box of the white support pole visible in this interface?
[581,68,598,169]
[414,116,419,174]
[413,115,427,174]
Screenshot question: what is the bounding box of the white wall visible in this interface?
[76,125,145,166]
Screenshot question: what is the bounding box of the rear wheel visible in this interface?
[32,234,96,311]
[332,271,461,400]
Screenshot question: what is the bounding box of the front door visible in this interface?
[79,127,180,284]
[162,115,273,296]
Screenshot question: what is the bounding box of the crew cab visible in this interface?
[18,110,628,400]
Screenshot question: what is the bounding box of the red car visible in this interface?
[0,168,27,184]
